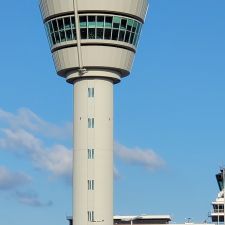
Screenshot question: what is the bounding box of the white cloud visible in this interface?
[15,191,53,207]
[0,166,31,190]
[0,108,73,181]
[0,128,72,181]
[0,108,72,140]
[115,143,164,170]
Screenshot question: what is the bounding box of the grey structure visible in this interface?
[39,1,148,225]
[67,215,171,225]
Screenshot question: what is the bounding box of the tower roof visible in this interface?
[40,0,148,23]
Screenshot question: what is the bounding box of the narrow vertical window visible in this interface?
[88,118,94,128]
[88,180,94,190]
[88,211,94,221]
[88,149,94,159]
[88,88,94,97]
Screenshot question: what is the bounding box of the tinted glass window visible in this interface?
[97,28,103,39]
[46,14,142,48]
[88,16,96,28]
[88,28,95,39]
[105,17,113,28]
[64,17,71,29]
[112,29,119,41]
[120,19,127,30]
[81,28,87,39]
[104,29,111,40]
[52,20,58,32]
[80,16,87,28]
[97,16,104,27]
[58,18,64,30]
[71,17,75,29]
[113,16,120,28]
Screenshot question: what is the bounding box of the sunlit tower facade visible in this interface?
[39,1,148,225]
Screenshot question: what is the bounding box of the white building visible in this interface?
[210,169,225,224]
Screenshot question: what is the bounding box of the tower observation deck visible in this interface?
[39,1,148,225]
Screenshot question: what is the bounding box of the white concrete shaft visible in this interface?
[73,77,114,225]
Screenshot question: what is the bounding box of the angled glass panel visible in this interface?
[71,16,76,29]
[52,20,58,32]
[124,31,131,43]
[97,16,104,28]
[49,21,54,33]
[66,30,73,41]
[113,16,120,28]
[80,16,87,28]
[120,19,127,30]
[132,21,138,33]
[57,18,64,30]
[104,28,112,40]
[127,19,133,31]
[96,28,104,39]
[81,28,87,39]
[136,23,141,34]
[112,29,119,41]
[73,29,77,40]
[51,33,56,45]
[129,33,135,44]
[88,16,96,28]
[55,32,60,44]
[60,30,66,42]
[118,30,125,42]
[64,17,71,30]
[105,16,113,28]
[88,28,96,39]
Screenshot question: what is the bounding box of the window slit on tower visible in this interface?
[88,118,94,128]
[88,149,94,159]
[88,211,94,222]
[88,88,94,97]
[88,180,94,190]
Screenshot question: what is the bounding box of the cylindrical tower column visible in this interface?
[74,77,114,225]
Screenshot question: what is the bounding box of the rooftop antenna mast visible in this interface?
[73,0,86,75]
[223,168,225,225]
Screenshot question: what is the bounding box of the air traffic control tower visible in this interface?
[39,1,148,225]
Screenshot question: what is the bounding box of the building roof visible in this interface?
[114,215,172,221]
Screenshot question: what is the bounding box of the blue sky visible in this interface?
[0,0,225,225]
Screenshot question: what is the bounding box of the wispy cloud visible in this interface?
[0,128,72,181]
[0,166,31,190]
[0,108,72,140]
[15,190,53,207]
[115,143,164,170]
